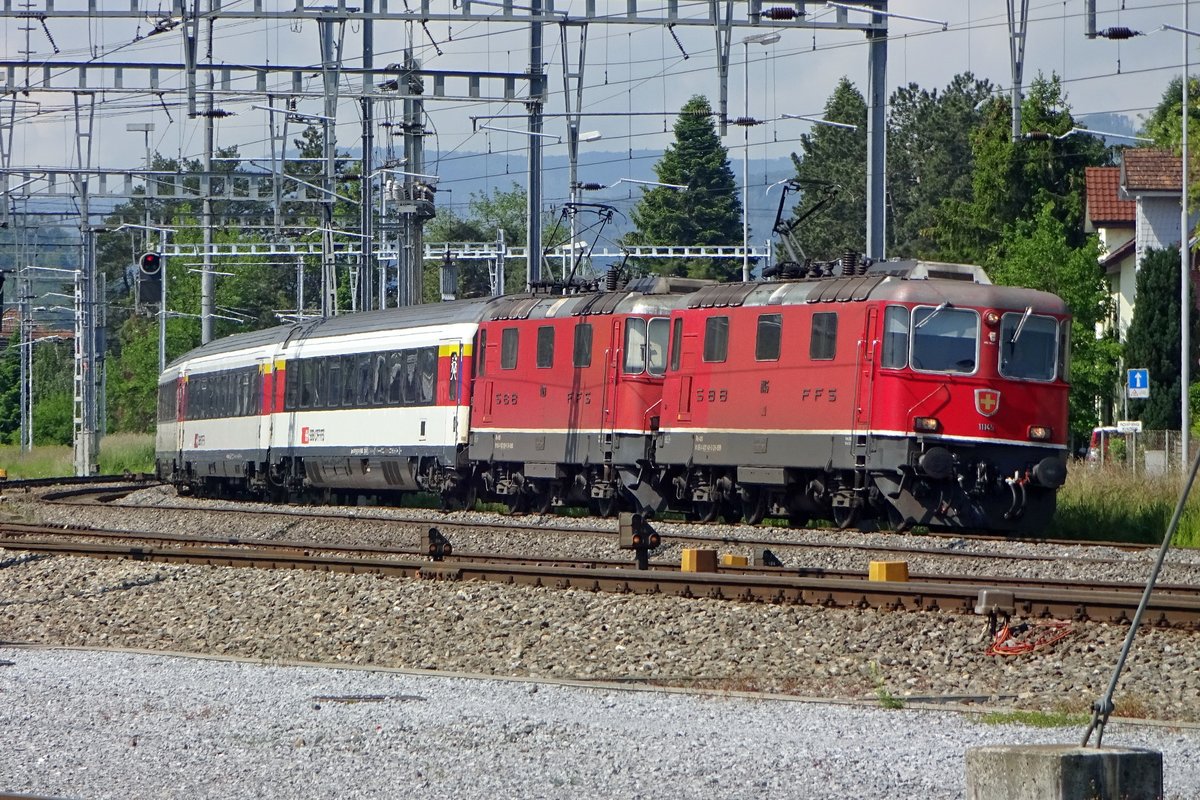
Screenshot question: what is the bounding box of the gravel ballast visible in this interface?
[2,647,1198,800]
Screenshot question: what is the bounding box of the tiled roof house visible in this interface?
[1086,149,1200,341]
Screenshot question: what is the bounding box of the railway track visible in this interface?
[3,521,1198,629]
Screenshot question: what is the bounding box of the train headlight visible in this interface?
[913,416,941,433]
[984,310,1001,327]
[1028,425,1052,441]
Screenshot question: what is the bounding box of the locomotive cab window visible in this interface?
[623,318,648,373]
[703,316,729,363]
[501,327,519,370]
[669,317,683,371]
[647,317,669,376]
[755,314,782,361]
[810,313,838,361]
[881,306,909,369]
[537,326,555,368]
[911,305,978,373]
[573,323,592,368]
[999,310,1058,381]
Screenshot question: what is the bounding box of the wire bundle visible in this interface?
[985,620,1074,657]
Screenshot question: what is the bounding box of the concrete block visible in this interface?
[868,560,909,582]
[966,744,1163,800]
[681,548,717,573]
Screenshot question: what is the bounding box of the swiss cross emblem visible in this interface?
[975,389,1001,417]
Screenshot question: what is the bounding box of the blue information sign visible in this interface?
[1128,368,1150,399]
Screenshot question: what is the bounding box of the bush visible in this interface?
[1050,462,1200,547]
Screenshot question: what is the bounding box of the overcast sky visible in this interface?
[2,1,1196,210]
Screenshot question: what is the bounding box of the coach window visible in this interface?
[669,318,683,371]
[324,357,341,409]
[501,327,519,369]
[338,355,353,407]
[285,366,299,410]
[999,311,1058,381]
[810,313,838,360]
[703,316,729,363]
[573,323,592,368]
[299,361,314,408]
[537,326,555,368]
[911,305,978,373]
[881,306,910,369]
[387,352,404,404]
[624,318,648,373]
[357,354,374,407]
[373,352,389,405]
[418,347,437,404]
[755,314,782,361]
[403,351,419,405]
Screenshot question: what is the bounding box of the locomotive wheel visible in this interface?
[692,499,720,524]
[506,492,528,515]
[720,502,743,524]
[589,494,619,518]
[832,504,861,530]
[530,481,554,515]
[742,487,768,526]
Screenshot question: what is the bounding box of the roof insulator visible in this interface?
[1097,27,1142,40]
[761,7,798,21]
[732,116,761,127]
[1022,131,1054,142]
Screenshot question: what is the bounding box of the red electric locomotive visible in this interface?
[654,259,1070,532]
[468,275,707,514]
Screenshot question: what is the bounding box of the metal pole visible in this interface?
[526,0,544,288]
[1183,0,1192,472]
[159,228,167,373]
[742,41,750,282]
[360,1,374,312]
[865,1,888,260]
[201,13,215,344]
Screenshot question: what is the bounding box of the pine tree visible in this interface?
[625,96,743,280]
[786,77,868,260]
[0,331,20,444]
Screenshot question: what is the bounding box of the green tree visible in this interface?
[990,202,1121,439]
[932,74,1109,264]
[1142,76,1200,150]
[786,77,868,260]
[625,95,743,280]
[1124,246,1199,430]
[424,184,528,300]
[0,331,19,444]
[887,73,994,258]
[30,339,74,446]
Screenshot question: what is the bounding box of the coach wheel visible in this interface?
[530,481,554,515]
[506,492,528,515]
[742,487,768,526]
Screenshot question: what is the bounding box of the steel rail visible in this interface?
[0,523,1193,598]
[3,532,1199,629]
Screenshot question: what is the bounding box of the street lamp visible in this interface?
[741,32,781,282]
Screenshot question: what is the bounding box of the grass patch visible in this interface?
[981,710,1089,728]
[0,433,154,479]
[868,661,905,710]
[1049,462,1200,547]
